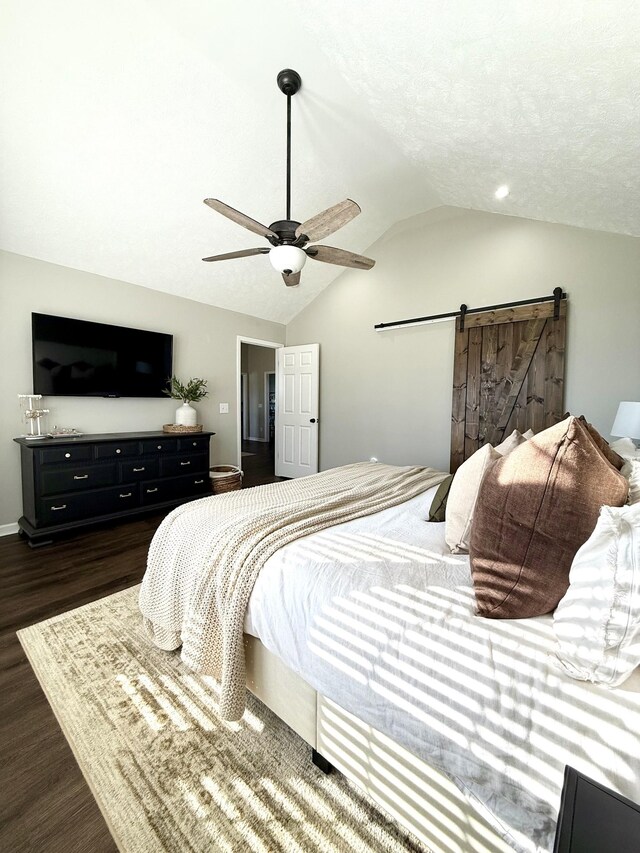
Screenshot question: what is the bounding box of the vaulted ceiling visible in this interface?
[1,1,638,324]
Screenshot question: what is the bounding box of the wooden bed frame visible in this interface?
[244,634,514,853]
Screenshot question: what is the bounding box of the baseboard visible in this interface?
[247,436,269,443]
[0,522,19,537]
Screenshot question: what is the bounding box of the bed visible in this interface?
[139,460,640,853]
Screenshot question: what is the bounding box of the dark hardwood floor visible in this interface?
[241,439,285,488]
[0,514,165,853]
[0,462,283,852]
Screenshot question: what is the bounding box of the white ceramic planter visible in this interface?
[175,402,197,426]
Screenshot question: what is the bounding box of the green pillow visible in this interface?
[428,474,453,522]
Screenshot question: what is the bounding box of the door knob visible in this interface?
[309,418,317,423]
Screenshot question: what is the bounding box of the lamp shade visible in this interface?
[611,401,640,439]
[269,245,307,275]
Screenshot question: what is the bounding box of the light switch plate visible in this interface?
[219,402,229,414]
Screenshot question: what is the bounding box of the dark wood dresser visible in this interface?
[14,430,215,546]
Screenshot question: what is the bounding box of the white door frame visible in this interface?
[241,372,249,440]
[264,370,276,442]
[236,336,283,467]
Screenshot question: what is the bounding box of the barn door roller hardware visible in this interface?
[374,287,566,333]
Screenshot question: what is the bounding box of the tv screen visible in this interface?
[554,766,640,853]
[32,313,173,398]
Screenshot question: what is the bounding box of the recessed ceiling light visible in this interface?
[495,185,510,200]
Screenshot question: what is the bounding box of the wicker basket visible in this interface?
[162,424,203,434]
[209,465,243,493]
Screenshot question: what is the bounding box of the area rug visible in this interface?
[18,586,428,853]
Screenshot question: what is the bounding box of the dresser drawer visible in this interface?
[93,485,141,515]
[160,454,209,477]
[39,445,92,465]
[38,493,96,525]
[177,436,211,454]
[94,442,139,460]
[175,473,210,497]
[141,479,181,505]
[41,464,117,496]
[140,438,179,455]
[120,459,159,480]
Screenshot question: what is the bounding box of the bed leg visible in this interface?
[311,749,333,774]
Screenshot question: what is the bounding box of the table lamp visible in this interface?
[611,401,640,448]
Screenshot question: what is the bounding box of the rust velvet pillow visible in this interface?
[578,416,625,470]
[469,416,629,619]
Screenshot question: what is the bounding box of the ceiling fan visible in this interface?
[202,69,375,287]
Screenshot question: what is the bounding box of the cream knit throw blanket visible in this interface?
[140,461,446,720]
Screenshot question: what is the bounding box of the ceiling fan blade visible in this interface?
[282,271,301,287]
[202,247,270,262]
[295,199,361,243]
[204,199,278,240]
[306,245,375,270]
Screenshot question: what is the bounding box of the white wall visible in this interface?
[286,207,640,472]
[3,207,639,526]
[0,251,284,527]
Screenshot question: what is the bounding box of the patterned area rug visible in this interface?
[18,586,428,853]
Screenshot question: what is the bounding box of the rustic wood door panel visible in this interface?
[450,301,566,473]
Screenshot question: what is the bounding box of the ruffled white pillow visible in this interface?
[621,459,640,506]
[610,437,640,459]
[553,502,640,687]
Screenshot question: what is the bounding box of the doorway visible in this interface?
[237,337,283,487]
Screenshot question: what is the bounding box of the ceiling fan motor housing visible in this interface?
[268,219,306,246]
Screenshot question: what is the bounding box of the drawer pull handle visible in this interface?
[116,449,121,454]
[195,479,204,484]
[192,441,197,446]
[65,452,71,458]
[146,487,158,494]
[157,445,162,450]
[73,474,89,480]
[133,467,145,472]
[180,461,191,466]
[120,492,132,498]
[51,504,67,511]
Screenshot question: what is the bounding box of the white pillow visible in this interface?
[553,502,640,687]
[494,429,527,455]
[610,437,640,459]
[445,444,501,554]
[621,459,640,506]
[523,428,535,439]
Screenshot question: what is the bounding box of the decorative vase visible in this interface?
[175,402,197,426]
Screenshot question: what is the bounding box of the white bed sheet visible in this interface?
[245,486,640,853]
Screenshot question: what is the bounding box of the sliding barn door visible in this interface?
[450,301,567,473]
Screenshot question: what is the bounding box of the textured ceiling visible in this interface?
[1,1,638,324]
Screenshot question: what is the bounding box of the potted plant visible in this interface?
[164,376,208,427]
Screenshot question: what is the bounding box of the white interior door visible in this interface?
[275,344,319,478]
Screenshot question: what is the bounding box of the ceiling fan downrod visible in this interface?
[277,69,302,223]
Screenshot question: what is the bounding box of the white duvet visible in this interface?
[244,486,640,853]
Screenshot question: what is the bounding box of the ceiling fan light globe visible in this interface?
[269,245,307,274]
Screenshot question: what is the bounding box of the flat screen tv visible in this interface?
[32,313,173,398]
[554,765,640,853]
